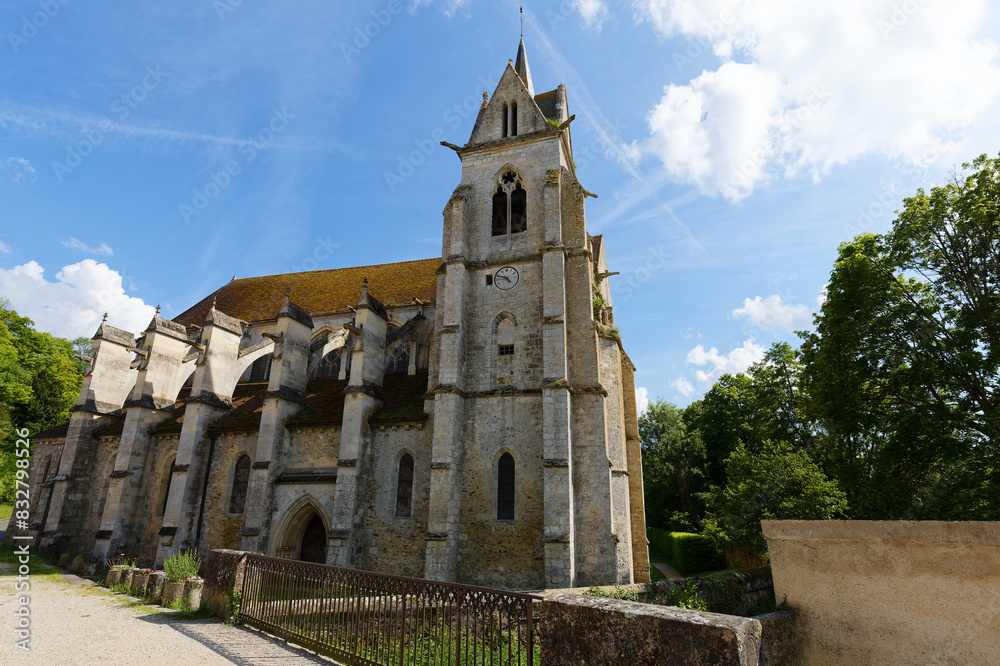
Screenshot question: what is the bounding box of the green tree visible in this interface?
[692,343,813,488]
[707,441,848,553]
[801,153,1000,520]
[639,400,706,531]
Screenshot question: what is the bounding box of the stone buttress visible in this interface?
[240,297,313,553]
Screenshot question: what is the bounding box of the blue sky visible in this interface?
[2,0,999,409]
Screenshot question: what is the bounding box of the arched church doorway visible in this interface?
[299,513,327,564]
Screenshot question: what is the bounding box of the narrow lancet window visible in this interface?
[497,452,515,520]
[510,101,518,136]
[160,458,175,517]
[230,455,251,514]
[502,103,509,138]
[395,453,414,517]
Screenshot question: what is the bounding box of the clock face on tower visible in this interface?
[494,266,519,290]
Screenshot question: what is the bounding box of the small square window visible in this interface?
[486,275,493,286]
[498,345,514,356]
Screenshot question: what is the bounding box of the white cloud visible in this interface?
[686,337,765,385]
[574,0,609,27]
[636,0,1000,200]
[635,386,650,414]
[671,376,695,397]
[62,237,114,256]
[733,294,812,332]
[2,156,36,185]
[0,241,10,255]
[0,260,155,339]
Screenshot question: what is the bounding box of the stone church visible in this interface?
[19,39,650,590]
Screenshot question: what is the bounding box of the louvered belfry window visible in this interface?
[491,171,527,238]
[229,455,251,514]
[497,452,515,520]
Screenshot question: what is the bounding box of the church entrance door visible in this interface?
[299,514,327,564]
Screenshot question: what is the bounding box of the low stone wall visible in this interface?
[763,520,1000,665]
[202,549,249,619]
[756,611,799,666]
[541,593,763,665]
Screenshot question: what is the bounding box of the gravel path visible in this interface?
[0,563,338,665]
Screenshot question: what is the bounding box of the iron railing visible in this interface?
[239,554,538,666]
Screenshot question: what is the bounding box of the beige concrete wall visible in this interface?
[763,520,1000,665]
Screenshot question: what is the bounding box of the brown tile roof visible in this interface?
[534,90,558,120]
[34,421,70,440]
[371,371,429,423]
[285,377,349,427]
[207,383,269,432]
[174,258,440,327]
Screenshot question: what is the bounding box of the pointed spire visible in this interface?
[514,37,534,96]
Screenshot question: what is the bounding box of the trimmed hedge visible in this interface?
[647,527,724,575]
[671,532,724,575]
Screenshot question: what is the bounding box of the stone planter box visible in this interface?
[105,569,123,588]
[119,568,137,591]
[146,572,166,603]
[185,578,204,611]
[69,557,86,574]
[162,581,186,608]
[58,553,72,568]
[131,574,150,597]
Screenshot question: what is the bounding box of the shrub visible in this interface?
[670,532,724,575]
[647,527,675,565]
[583,584,638,602]
[163,549,201,583]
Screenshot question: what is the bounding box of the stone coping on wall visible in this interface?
[762,519,1000,546]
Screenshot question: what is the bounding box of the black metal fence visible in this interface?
[239,554,538,665]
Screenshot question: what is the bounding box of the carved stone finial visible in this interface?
[363,277,369,290]
[211,296,217,309]
[155,304,161,316]
[481,91,488,109]
[284,287,291,298]
[102,312,108,322]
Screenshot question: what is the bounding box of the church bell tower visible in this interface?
[423,37,648,589]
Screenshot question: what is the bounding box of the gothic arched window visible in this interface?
[386,345,409,374]
[491,171,527,238]
[229,455,251,514]
[395,453,414,517]
[497,452,515,520]
[314,349,342,378]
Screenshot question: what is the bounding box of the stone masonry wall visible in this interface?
[456,396,545,590]
[359,423,432,578]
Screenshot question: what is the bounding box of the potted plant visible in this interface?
[162,549,202,609]
[131,570,153,597]
[69,553,86,574]
[58,553,73,568]
[146,571,166,603]
[106,555,136,590]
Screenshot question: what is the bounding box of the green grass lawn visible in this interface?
[649,565,668,583]
[0,504,12,522]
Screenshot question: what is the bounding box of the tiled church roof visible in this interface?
[174,257,440,326]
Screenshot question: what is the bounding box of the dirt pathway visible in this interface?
[0,563,337,665]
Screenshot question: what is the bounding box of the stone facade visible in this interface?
[14,39,649,590]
